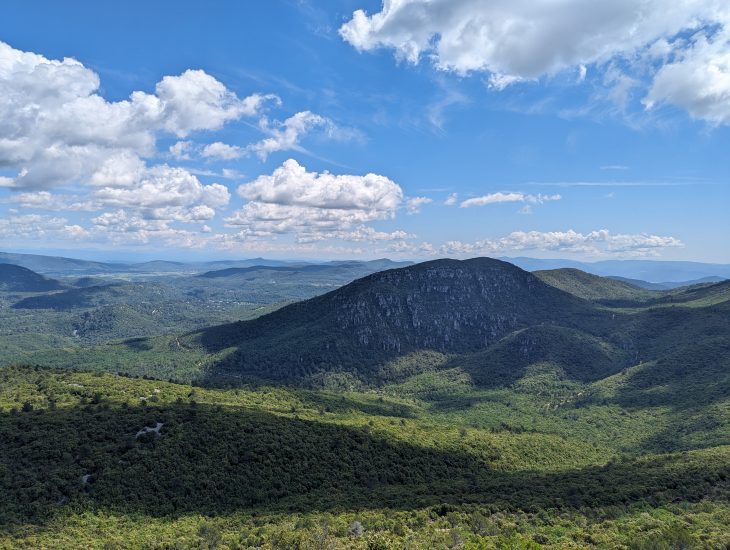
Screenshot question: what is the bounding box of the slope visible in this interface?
[534,267,654,302]
[195,258,602,385]
[0,263,65,292]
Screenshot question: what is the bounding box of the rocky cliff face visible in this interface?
[328,258,570,352]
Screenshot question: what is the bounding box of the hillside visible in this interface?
[0,263,65,292]
[2,365,730,548]
[195,258,606,385]
[11,283,181,311]
[534,267,654,302]
[658,279,730,307]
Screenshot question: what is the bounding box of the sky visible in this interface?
[1,0,729,262]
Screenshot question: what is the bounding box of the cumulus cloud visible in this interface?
[0,41,274,190]
[154,70,278,138]
[0,213,75,241]
[237,159,403,211]
[444,193,458,206]
[227,159,407,242]
[340,1,721,75]
[340,1,730,123]
[644,28,730,124]
[201,141,246,160]
[92,165,229,211]
[459,192,561,208]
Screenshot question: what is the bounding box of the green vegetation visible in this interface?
[0,263,64,292]
[1,365,730,548]
[1,257,730,548]
[534,268,655,303]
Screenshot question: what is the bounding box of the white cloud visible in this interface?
[178,110,345,162]
[645,28,730,124]
[237,159,403,212]
[342,1,724,76]
[459,192,561,208]
[487,74,526,91]
[201,141,246,160]
[11,191,57,209]
[0,213,71,240]
[0,41,274,190]
[248,111,334,160]
[4,164,231,228]
[154,70,278,138]
[224,202,402,242]
[62,224,90,239]
[340,1,730,123]
[437,229,683,257]
[169,140,193,160]
[228,159,407,242]
[87,151,147,188]
[93,165,229,209]
[578,64,588,82]
[444,192,458,206]
[405,196,432,214]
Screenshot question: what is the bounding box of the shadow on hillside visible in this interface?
[2,401,729,534]
[293,391,417,418]
[121,337,154,351]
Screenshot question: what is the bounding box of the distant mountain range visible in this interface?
[607,275,727,290]
[3,250,728,287]
[505,256,730,283]
[0,251,409,277]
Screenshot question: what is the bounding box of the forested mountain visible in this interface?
[195,258,603,384]
[11,283,180,310]
[0,263,65,292]
[533,267,654,302]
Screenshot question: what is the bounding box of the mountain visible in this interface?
[608,275,727,290]
[190,257,730,391]
[534,268,654,302]
[506,256,730,282]
[11,282,180,310]
[198,259,411,280]
[0,252,118,275]
[195,258,603,384]
[0,263,65,292]
[659,279,730,307]
[0,250,405,277]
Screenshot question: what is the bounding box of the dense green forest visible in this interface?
[2,366,730,548]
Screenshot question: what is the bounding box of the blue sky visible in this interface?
[1,0,729,262]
